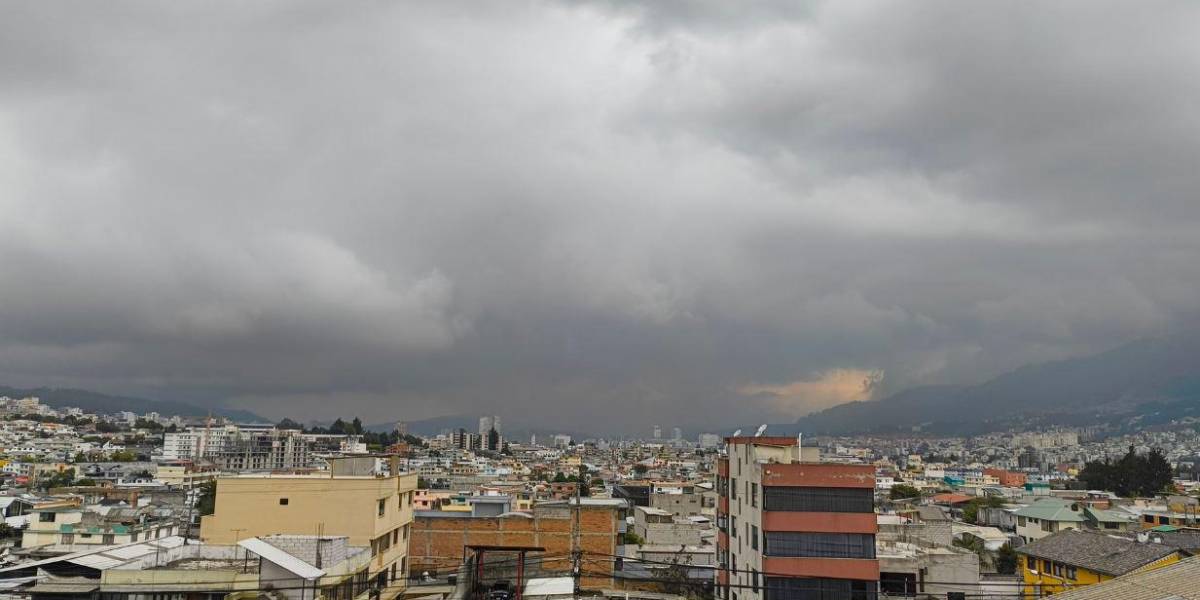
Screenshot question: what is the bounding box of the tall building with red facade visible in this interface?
[717,437,878,600]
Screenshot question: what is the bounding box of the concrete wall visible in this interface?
[649,492,703,518]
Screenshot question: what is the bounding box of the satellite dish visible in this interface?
[731,429,742,437]
[754,424,768,437]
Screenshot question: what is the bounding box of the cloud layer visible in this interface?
[2,1,1199,432]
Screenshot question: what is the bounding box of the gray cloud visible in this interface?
[1,0,1198,433]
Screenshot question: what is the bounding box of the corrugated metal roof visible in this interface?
[238,538,324,580]
[68,554,128,570]
[0,536,187,575]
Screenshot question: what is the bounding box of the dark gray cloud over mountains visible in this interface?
[2,1,1199,433]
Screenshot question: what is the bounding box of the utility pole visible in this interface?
[571,465,583,595]
[183,471,195,544]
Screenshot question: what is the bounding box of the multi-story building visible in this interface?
[163,424,312,470]
[1014,498,1087,543]
[717,436,878,600]
[199,458,418,600]
[22,501,183,550]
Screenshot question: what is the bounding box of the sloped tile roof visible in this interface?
[1017,529,1179,576]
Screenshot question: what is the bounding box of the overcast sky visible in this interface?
[2,1,1199,433]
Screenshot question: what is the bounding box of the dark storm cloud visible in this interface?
[1,0,1198,433]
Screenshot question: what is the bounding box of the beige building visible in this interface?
[200,464,417,600]
[22,502,182,550]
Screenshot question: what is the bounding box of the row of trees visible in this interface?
[277,417,425,449]
[1078,446,1174,497]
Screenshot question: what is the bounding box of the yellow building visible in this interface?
[1017,529,1183,596]
[200,461,417,600]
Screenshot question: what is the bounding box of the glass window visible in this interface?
[764,576,877,600]
[763,532,875,559]
[763,487,873,513]
[378,499,386,517]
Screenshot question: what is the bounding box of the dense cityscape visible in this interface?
[0,393,1197,599]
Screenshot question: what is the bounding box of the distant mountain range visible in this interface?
[0,386,264,422]
[785,335,1200,435]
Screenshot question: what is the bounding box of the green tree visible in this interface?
[962,496,1005,525]
[632,464,649,476]
[1080,446,1176,497]
[889,484,922,501]
[40,468,76,490]
[277,418,304,430]
[995,543,1018,575]
[110,450,137,462]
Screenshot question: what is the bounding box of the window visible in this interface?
[1018,516,1027,526]
[1042,559,1052,573]
[103,534,115,544]
[378,499,386,517]
[730,516,737,537]
[1104,522,1118,529]
[752,570,759,594]
[1066,566,1077,580]
[764,576,877,600]
[1159,516,1170,525]
[751,483,758,508]
[62,533,74,544]
[279,498,289,506]
[1143,515,1155,524]
[1041,520,1053,532]
[393,529,399,544]
[750,525,759,550]
[731,478,737,500]
[763,532,876,559]
[39,512,56,523]
[763,487,873,513]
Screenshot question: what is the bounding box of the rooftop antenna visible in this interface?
[754,424,768,437]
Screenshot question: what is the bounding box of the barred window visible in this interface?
[763,486,873,513]
[763,532,876,559]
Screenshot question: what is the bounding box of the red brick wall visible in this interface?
[409,507,618,588]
